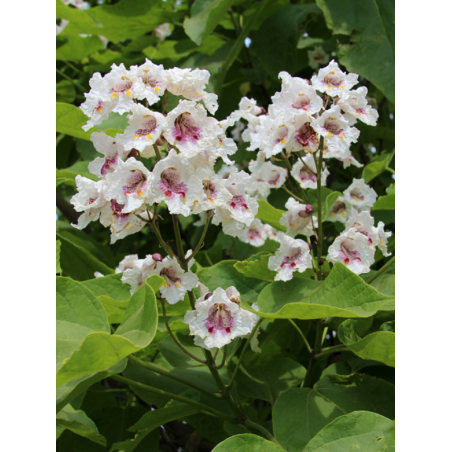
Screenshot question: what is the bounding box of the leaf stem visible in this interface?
[150,205,176,258]
[282,184,308,204]
[365,256,395,284]
[227,319,263,389]
[302,321,325,388]
[313,344,347,360]
[159,299,207,365]
[152,143,162,161]
[111,375,236,422]
[186,214,211,262]
[315,136,325,277]
[128,355,220,399]
[288,319,312,353]
[171,215,185,262]
[243,418,282,446]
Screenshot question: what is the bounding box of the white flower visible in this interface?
[70,176,108,230]
[164,100,217,158]
[311,105,359,159]
[268,233,312,281]
[117,103,166,154]
[80,92,112,131]
[229,97,265,143]
[164,68,218,114]
[148,149,204,216]
[184,287,259,350]
[129,59,167,106]
[94,272,104,278]
[61,0,89,9]
[371,222,392,257]
[338,154,363,169]
[231,121,245,142]
[152,256,199,304]
[121,254,162,295]
[338,87,379,126]
[291,154,329,189]
[249,158,287,199]
[212,207,247,238]
[105,157,151,213]
[192,167,232,214]
[286,114,319,154]
[327,196,353,223]
[263,224,280,242]
[154,23,172,41]
[116,255,139,273]
[188,146,219,171]
[345,210,375,244]
[56,19,69,35]
[99,200,147,244]
[280,197,317,237]
[239,219,269,247]
[326,228,375,275]
[272,72,323,116]
[88,132,129,178]
[311,60,358,97]
[343,178,377,210]
[308,46,329,70]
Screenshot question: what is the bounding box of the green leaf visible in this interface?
[362,150,395,183]
[56,35,104,62]
[316,0,395,103]
[56,80,76,104]
[236,357,306,404]
[253,4,321,79]
[257,263,393,319]
[212,434,285,451]
[324,191,342,218]
[372,194,395,210]
[57,232,114,281]
[306,188,335,219]
[56,160,97,182]
[273,375,395,451]
[197,260,269,303]
[56,240,62,274]
[56,404,106,446]
[256,200,286,232]
[56,102,93,140]
[56,0,175,43]
[184,0,234,46]
[303,411,395,452]
[56,277,162,387]
[338,319,395,367]
[234,254,277,282]
[56,359,127,413]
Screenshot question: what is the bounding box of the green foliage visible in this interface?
[212,434,285,451]
[256,200,286,232]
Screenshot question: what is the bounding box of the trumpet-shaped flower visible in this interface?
[268,233,312,281]
[249,158,287,199]
[343,178,377,210]
[327,196,353,223]
[326,228,375,275]
[345,210,375,244]
[311,60,358,97]
[239,219,270,247]
[192,167,232,214]
[121,254,162,294]
[130,59,167,106]
[338,87,378,127]
[291,154,329,189]
[286,114,319,154]
[184,287,259,349]
[280,197,317,237]
[116,255,139,273]
[371,222,392,257]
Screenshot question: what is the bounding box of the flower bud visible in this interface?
[155,135,165,146]
[318,257,325,265]
[204,292,213,300]
[308,243,313,251]
[152,253,162,262]
[127,148,138,159]
[298,204,314,218]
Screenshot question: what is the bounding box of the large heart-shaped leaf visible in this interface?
[303,411,395,452]
[256,200,286,232]
[56,276,162,387]
[273,374,395,451]
[212,434,285,451]
[256,263,393,319]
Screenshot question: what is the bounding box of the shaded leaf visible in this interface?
[56,240,62,274]
[362,150,394,183]
[212,434,285,451]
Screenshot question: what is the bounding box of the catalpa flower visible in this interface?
[192,167,232,214]
[272,72,323,116]
[343,178,377,210]
[308,45,329,70]
[150,256,198,304]
[80,93,112,131]
[121,253,162,295]
[239,219,270,247]
[164,67,218,114]
[130,59,167,106]
[291,154,329,189]
[371,222,392,257]
[99,200,147,244]
[280,197,317,238]
[326,228,375,275]
[338,87,379,127]
[154,23,172,41]
[345,210,375,244]
[116,254,139,273]
[88,132,129,178]
[249,158,287,199]
[327,196,353,223]
[311,60,358,97]
[184,287,259,350]
[106,157,151,213]
[70,176,108,230]
[311,105,360,159]
[164,100,217,158]
[268,233,312,281]
[286,114,319,154]
[149,149,203,216]
[117,103,166,154]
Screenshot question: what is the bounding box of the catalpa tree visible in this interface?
[56,1,395,450]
